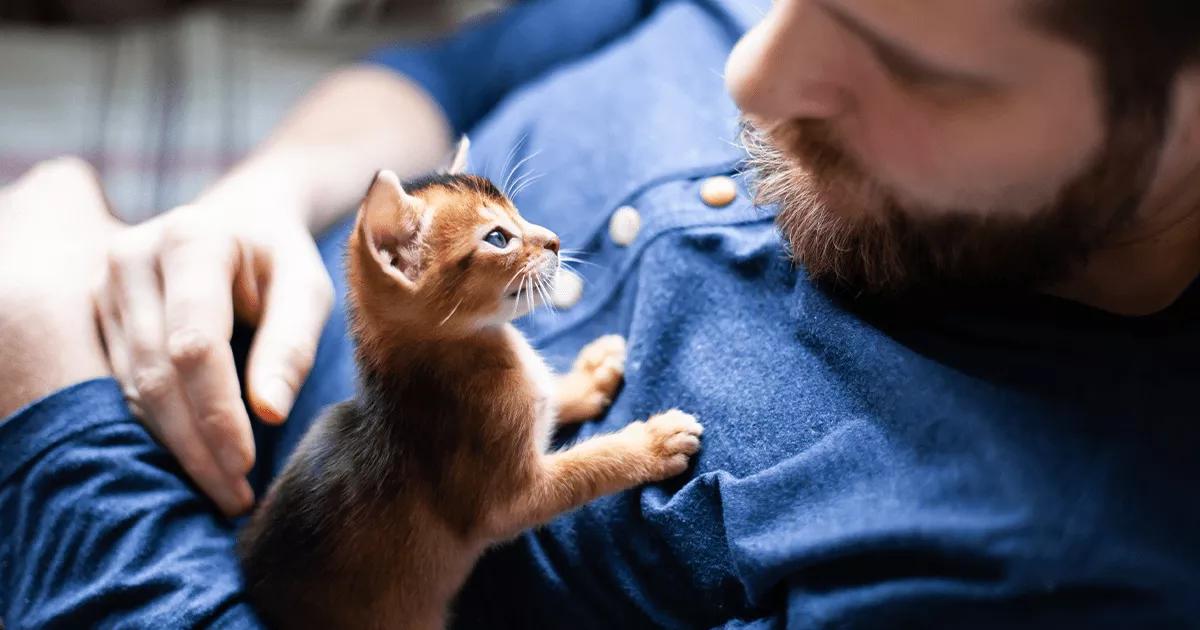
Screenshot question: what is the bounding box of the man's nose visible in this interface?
[724,0,849,123]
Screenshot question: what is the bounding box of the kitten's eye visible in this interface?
[484,229,509,249]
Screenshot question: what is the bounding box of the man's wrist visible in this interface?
[196,149,321,231]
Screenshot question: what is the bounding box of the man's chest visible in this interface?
[451,4,1200,622]
[456,207,1200,625]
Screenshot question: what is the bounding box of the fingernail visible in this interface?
[254,378,294,423]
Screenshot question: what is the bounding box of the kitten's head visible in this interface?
[348,142,561,336]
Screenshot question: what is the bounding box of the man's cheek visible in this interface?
[860,108,1087,217]
[840,95,997,212]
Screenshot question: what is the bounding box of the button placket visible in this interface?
[531,170,759,340]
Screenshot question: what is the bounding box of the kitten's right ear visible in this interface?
[358,170,426,288]
[446,136,470,175]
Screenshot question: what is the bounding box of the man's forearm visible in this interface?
[200,65,453,233]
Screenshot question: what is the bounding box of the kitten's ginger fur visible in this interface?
[238,141,703,630]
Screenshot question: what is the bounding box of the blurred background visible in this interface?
[0,0,497,222]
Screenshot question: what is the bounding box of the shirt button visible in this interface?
[700,176,737,207]
[552,269,584,309]
[608,205,641,246]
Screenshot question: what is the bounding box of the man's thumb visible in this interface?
[246,250,334,424]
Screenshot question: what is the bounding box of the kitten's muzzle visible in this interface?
[537,251,560,280]
[527,224,560,255]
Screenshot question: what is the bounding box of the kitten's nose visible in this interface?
[530,225,559,254]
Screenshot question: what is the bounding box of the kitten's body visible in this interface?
[238,154,702,629]
[240,327,554,629]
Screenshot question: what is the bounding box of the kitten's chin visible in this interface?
[494,267,557,323]
[502,296,535,322]
[499,288,545,321]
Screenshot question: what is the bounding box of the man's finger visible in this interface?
[143,373,255,517]
[94,287,134,396]
[246,241,334,424]
[108,235,251,514]
[160,229,255,478]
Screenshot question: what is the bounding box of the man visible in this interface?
[2,0,1199,627]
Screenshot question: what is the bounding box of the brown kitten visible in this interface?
[237,142,704,630]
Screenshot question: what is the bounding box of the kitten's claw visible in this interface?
[627,409,704,480]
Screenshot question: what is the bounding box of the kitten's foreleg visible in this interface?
[489,410,702,538]
[555,335,627,424]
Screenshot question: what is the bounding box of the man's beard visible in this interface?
[741,113,1164,296]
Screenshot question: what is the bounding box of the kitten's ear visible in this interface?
[447,136,470,175]
[358,170,426,288]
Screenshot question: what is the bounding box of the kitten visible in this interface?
[237,140,704,630]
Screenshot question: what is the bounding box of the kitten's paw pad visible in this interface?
[638,409,703,479]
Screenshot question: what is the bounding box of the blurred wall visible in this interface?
[0,0,498,222]
[0,0,473,25]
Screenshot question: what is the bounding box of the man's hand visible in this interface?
[91,65,451,516]
[95,169,335,516]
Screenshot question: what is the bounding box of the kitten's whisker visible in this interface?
[543,280,557,314]
[508,161,542,197]
[501,268,525,294]
[438,298,465,327]
[558,255,599,269]
[509,172,544,198]
[525,276,533,313]
[534,274,555,314]
[503,269,527,321]
[509,274,524,319]
[557,250,602,268]
[502,149,541,198]
[510,169,540,191]
[499,142,520,187]
[515,275,529,322]
[498,134,527,195]
[526,276,537,318]
[509,175,536,199]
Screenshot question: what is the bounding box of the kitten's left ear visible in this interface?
[358,169,427,288]
[447,136,470,175]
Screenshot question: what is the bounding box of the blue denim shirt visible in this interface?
[3,1,1200,628]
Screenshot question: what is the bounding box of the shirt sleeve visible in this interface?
[0,379,262,629]
[363,0,664,133]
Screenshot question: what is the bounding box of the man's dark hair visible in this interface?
[1034,2,1200,130]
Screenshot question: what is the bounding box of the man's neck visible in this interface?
[1049,196,1200,317]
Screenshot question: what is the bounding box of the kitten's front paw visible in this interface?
[559,335,627,422]
[574,334,626,394]
[627,409,704,480]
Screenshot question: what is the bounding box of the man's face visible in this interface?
[726,0,1166,294]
